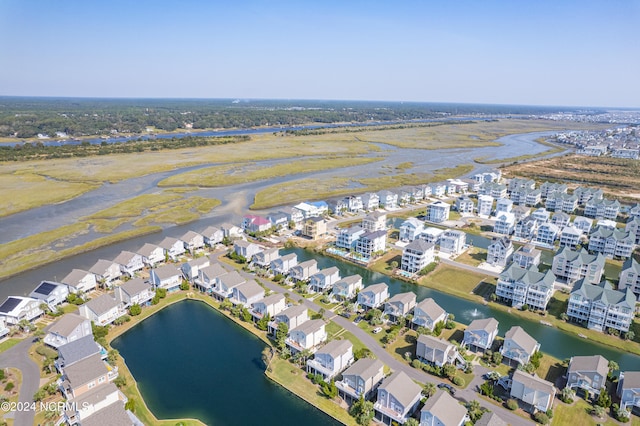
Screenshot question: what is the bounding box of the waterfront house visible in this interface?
[268,304,308,335]
[136,243,165,267]
[463,317,499,353]
[251,293,286,320]
[540,182,568,199]
[625,216,640,244]
[478,194,494,216]
[89,259,122,287]
[213,270,246,300]
[270,252,298,275]
[412,298,447,331]
[493,211,516,235]
[231,280,265,307]
[510,369,555,413]
[54,335,102,372]
[574,186,604,205]
[242,214,272,234]
[331,275,364,301]
[179,230,205,253]
[0,296,43,325]
[500,326,540,366]
[59,353,117,400]
[480,182,507,199]
[78,294,124,327]
[551,211,571,227]
[427,200,450,223]
[420,389,468,426]
[234,239,263,260]
[309,267,341,293]
[114,278,154,308]
[362,211,387,232]
[61,269,97,294]
[286,319,327,353]
[289,259,319,282]
[378,190,399,209]
[181,256,210,282]
[252,247,280,268]
[439,229,466,255]
[552,247,605,284]
[559,225,582,249]
[336,358,385,403]
[44,313,92,349]
[357,283,389,310]
[398,189,411,205]
[487,236,513,267]
[585,198,620,220]
[495,197,513,214]
[566,355,608,396]
[195,262,228,292]
[158,236,186,260]
[30,280,69,308]
[617,371,640,412]
[302,217,327,239]
[419,227,444,244]
[355,230,387,259]
[62,383,129,426]
[619,257,640,298]
[113,250,144,277]
[336,225,366,250]
[292,202,325,220]
[509,187,528,205]
[149,264,182,292]
[220,222,243,238]
[201,226,224,246]
[416,334,460,367]
[496,264,555,310]
[508,178,536,193]
[430,183,446,197]
[383,292,416,323]
[361,193,380,211]
[399,218,425,242]
[573,216,593,234]
[588,226,634,259]
[306,339,353,380]
[0,320,9,339]
[631,203,640,220]
[514,216,538,240]
[455,195,475,214]
[531,208,550,223]
[512,244,541,269]
[374,371,422,425]
[534,222,560,246]
[567,279,635,333]
[342,195,364,213]
[401,239,435,274]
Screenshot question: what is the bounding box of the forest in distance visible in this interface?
[0,97,608,138]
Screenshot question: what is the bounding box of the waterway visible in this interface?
[111,300,341,426]
[282,247,640,370]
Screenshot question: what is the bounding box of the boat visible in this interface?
[539,320,553,327]
[578,333,588,339]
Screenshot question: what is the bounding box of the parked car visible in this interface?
[340,311,351,318]
[353,316,363,324]
[372,327,383,334]
[437,383,456,395]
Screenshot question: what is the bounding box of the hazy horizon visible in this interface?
[1,0,639,108]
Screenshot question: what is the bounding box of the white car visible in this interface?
[372,327,383,334]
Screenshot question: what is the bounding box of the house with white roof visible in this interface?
[427,200,450,223]
[374,371,422,425]
[112,250,144,277]
[439,230,466,255]
[231,280,265,307]
[463,317,499,353]
[357,283,389,310]
[416,334,460,367]
[477,194,494,217]
[78,294,124,327]
[362,211,387,232]
[44,313,92,349]
[383,292,416,322]
[399,218,424,242]
[336,358,385,402]
[149,264,182,292]
[419,227,444,244]
[378,190,398,209]
[500,326,540,365]
[559,225,582,249]
[307,339,353,380]
[158,236,186,260]
[30,281,69,308]
[331,275,364,301]
[512,244,541,269]
[495,197,513,214]
[573,216,593,234]
[137,243,165,267]
[115,278,154,308]
[493,211,516,235]
[361,193,380,211]
[534,222,560,246]
[220,222,243,238]
[0,296,43,325]
[514,216,538,240]
[420,389,468,426]
[551,211,571,227]
[309,267,341,293]
[286,319,327,353]
[336,226,366,250]
[411,298,447,331]
[61,269,97,294]
[401,239,435,274]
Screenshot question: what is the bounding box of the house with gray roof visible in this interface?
[357,283,389,310]
[487,236,513,267]
[61,269,97,294]
[584,198,620,220]
[567,279,635,333]
[158,236,185,260]
[115,278,154,308]
[617,371,640,412]
[512,244,541,269]
[212,270,246,300]
[355,230,387,259]
[373,371,422,425]
[268,304,308,335]
[510,369,555,413]
[149,264,182,292]
[496,264,555,310]
[58,353,118,400]
[113,250,144,277]
[401,239,435,274]
[399,217,425,242]
[195,262,228,292]
[439,229,466,255]
[253,247,280,268]
[309,267,341,293]
[44,313,92,349]
[336,225,367,250]
[181,256,210,282]
[463,317,499,353]
[286,319,327,353]
[89,259,122,287]
[234,239,263,259]
[55,335,102,372]
[566,355,609,396]
[251,293,286,320]
[136,243,165,267]
[500,326,540,366]
[559,225,582,249]
[270,252,298,275]
[289,259,319,282]
[474,411,507,426]
[383,292,416,322]
[411,298,447,331]
[573,216,593,234]
[336,358,385,402]
[588,226,635,259]
[625,216,640,244]
[619,257,640,298]
[30,280,69,308]
[551,211,571,227]
[202,226,224,246]
[331,275,364,301]
[231,280,264,307]
[306,339,353,380]
[79,294,124,327]
[420,389,468,426]
[552,247,605,284]
[416,334,460,367]
[63,382,129,426]
[179,230,204,253]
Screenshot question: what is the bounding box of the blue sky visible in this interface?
[1,0,638,107]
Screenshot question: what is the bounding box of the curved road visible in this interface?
[0,338,40,426]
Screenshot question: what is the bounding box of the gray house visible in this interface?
[500,326,540,366]
[566,355,608,396]
[335,358,385,403]
[463,317,499,353]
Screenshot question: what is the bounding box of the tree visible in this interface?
[125,397,136,412]
[113,376,127,388]
[257,313,271,331]
[443,363,456,380]
[591,405,606,418]
[365,308,383,325]
[466,400,484,423]
[560,387,575,404]
[480,381,494,397]
[625,330,635,341]
[533,411,550,425]
[354,348,373,360]
[180,280,190,291]
[241,308,252,322]
[275,322,288,351]
[129,303,142,316]
[422,382,436,398]
[608,360,619,380]
[349,395,375,426]
[530,351,543,369]
[491,351,503,366]
[506,399,519,410]
[404,419,419,426]
[595,390,611,408]
[321,379,338,399]
[390,261,398,270]
[107,349,119,364]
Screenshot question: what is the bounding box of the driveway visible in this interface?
[0,337,40,426]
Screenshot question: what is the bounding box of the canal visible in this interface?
[282,247,640,370]
[111,300,341,426]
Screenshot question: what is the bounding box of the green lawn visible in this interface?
[552,397,638,426]
[0,338,21,353]
[455,247,487,267]
[418,264,491,300]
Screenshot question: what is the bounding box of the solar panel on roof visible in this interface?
[34,281,57,295]
[0,297,21,313]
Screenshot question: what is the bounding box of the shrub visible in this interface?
[33,388,46,402]
[0,369,4,380]
[533,412,550,425]
[113,376,127,388]
[411,359,422,369]
[179,280,190,291]
[452,376,465,387]
[129,304,142,316]
[506,399,519,411]
[4,382,14,392]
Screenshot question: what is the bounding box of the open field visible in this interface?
[501,154,640,202]
[158,156,383,188]
[250,164,474,209]
[417,263,493,300]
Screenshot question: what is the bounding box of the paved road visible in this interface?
[440,257,500,278]
[0,338,40,426]
[245,269,533,426]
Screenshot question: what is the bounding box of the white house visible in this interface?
[573,216,593,234]
[559,225,582,249]
[114,278,154,308]
[30,281,69,308]
[477,194,494,217]
[306,339,353,380]
[43,313,92,349]
[496,264,555,311]
[401,239,435,274]
[534,222,560,246]
[439,230,466,255]
[399,218,424,242]
[361,211,387,232]
[195,263,228,292]
[617,371,640,412]
[427,200,450,223]
[61,269,97,294]
[0,296,43,325]
[510,369,555,413]
[231,280,265,307]
[234,240,263,259]
[487,236,513,267]
[149,264,182,292]
[455,196,474,214]
[493,211,516,235]
[181,256,210,282]
[500,326,540,365]
[78,294,124,327]
[331,275,364,301]
[416,334,460,367]
[336,226,366,250]
[567,279,635,333]
[566,355,609,396]
[179,230,205,253]
[373,371,422,425]
[89,259,122,287]
[552,247,605,284]
[289,259,319,282]
[212,270,246,300]
[336,358,385,402]
[286,319,327,353]
[251,293,286,320]
[361,193,380,211]
[383,292,416,322]
[619,257,640,298]
[112,251,144,277]
[137,243,165,267]
[463,317,499,353]
[253,247,280,268]
[309,267,341,293]
[158,236,186,260]
[420,389,468,426]
[202,226,224,246]
[513,244,541,269]
[268,305,308,334]
[411,298,447,331]
[357,283,389,310]
[378,190,399,209]
[270,253,298,275]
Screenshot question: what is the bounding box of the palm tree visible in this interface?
[422,382,436,398]
[466,400,483,422]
